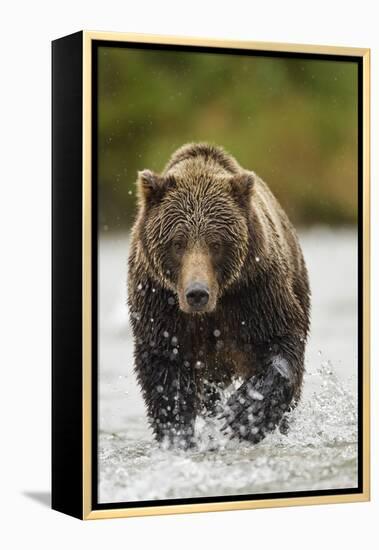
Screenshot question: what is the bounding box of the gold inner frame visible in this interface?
[82,31,371,520]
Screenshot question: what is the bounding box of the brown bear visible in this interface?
[128,143,310,449]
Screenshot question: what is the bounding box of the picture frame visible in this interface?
[52,30,370,520]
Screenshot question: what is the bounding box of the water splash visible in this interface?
[98,362,357,503]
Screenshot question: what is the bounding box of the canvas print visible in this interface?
[97,44,359,504]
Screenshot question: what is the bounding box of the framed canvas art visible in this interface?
[52,31,370,519]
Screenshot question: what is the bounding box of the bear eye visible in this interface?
[210,242,221,253]
[173,240,184,252]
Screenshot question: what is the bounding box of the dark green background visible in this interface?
[97,46,358,231]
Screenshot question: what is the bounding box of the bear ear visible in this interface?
[229,172,255,207]
[137,169,174,206]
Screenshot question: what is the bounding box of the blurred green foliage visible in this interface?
[98,46,358,230]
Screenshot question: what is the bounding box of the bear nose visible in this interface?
[185,283,209,308]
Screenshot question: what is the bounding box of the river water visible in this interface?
[98,228,358,503]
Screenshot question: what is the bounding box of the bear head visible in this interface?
[135,161,255,314]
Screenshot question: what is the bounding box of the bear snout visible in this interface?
[185,282,210,310]
[178,248,218,314]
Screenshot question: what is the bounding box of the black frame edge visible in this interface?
[52,30,84,520]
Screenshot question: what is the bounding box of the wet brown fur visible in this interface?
[128,143,311,448]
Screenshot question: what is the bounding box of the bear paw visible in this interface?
[219,371,293,444]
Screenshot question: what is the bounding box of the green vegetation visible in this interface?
[98,46,358,230]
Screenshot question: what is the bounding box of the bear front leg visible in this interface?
[221,340,304,444]
[135,345,198,449]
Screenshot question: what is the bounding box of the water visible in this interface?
[98,228,358,503]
